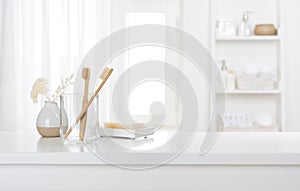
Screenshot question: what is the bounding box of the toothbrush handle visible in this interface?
[79,78,89,141]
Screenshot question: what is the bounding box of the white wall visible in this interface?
[183,0,300,131]
[183,0,210,48]
[283,0,300,131]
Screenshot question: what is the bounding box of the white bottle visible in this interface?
[237,11,252,36]
[226,70,236,90]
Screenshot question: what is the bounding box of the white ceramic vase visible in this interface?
[36,101,68,137]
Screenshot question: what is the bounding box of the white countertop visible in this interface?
[1,131,300,165]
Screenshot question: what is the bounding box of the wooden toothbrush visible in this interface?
[79,68,90,141]
[64,67,113,139]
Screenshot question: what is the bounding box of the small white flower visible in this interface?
[31,78,49,103]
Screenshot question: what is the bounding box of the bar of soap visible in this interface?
[104,122,144,130]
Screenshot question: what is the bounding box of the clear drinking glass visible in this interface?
[60,93,99,143]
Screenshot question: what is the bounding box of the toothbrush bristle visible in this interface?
[100,67,113,80]
[82,68,90,79]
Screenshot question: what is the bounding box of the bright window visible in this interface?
[126,12,167,116]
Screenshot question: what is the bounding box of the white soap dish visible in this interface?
[99,127,155,139]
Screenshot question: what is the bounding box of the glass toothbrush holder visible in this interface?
[60,93,100,144]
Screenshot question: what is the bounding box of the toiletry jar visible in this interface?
[254,24,277,36]
[217,19,237,37]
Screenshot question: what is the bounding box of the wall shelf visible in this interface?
[216,35,281,42]
[224,89,282,95]
[223,126,280,132]
[210,0,284,132]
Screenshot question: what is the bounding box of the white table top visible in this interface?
[1,131,300,165]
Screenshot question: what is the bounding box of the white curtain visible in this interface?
[0,0,17,131]
[0,0,110,132]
